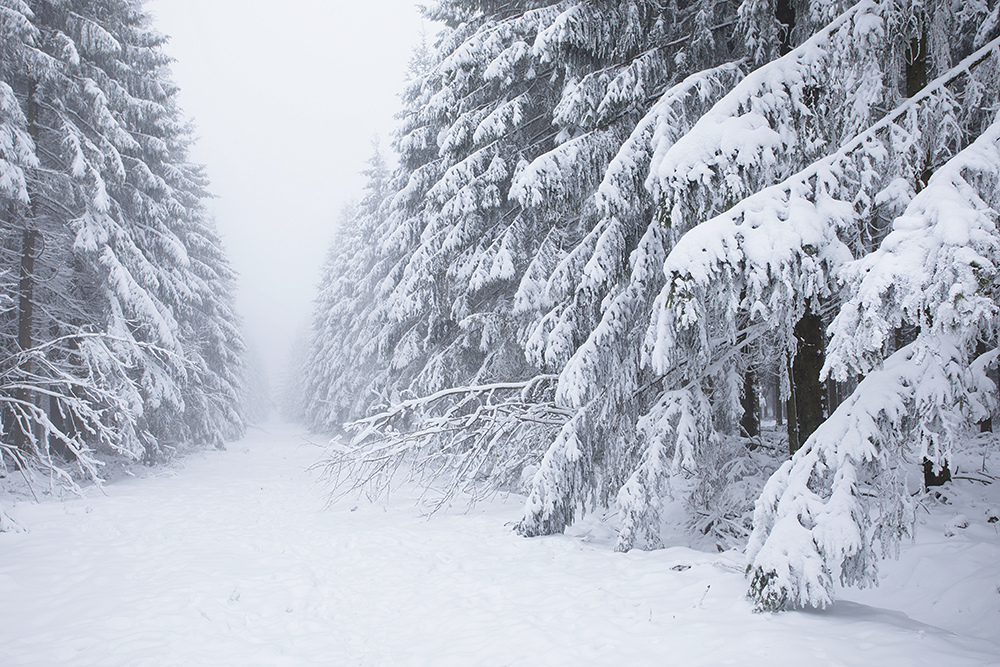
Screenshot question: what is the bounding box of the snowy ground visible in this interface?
[1,422,998,666]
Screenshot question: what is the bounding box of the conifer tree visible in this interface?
[521,0,999,553]
[1,0,248,501]
[305,0,1000,604]
[747,102,1000,611]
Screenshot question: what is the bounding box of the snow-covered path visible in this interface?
[1,423,998,666]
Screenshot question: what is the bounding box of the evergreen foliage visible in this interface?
[0,0,247,509]
[306,0,1000,609]
[747,111,1000,610]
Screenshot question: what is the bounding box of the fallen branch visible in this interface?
[314,375,571,512]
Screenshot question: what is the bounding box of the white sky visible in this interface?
[147,1,428,386]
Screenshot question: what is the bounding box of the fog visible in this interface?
[147,1,427,389]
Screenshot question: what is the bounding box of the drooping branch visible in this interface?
[316,375,571,511]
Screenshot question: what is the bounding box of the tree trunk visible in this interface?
[903,31,950,488]
[788,308,826,455]
[776,0,796,56]
[906,30,934,190]
[14,226,38,451]
[923,458,951,488]
[786,357,798,453]
[895,323,917,351]
[773,375,783,426]
[977,339,993,433]
[906,34,927,99]
[741,370,760,438]
[14,82,40,451]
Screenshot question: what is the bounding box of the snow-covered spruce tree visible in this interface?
[308,0,776,510]
[372,1,566,400]
[238,341,272,426]
[76,2,248,450]
[745,110,1000,610]
[308,0,998,563]
[517,0,838,546]
[514,61,748,546]
[520,0,1000,551]
[305,2,566,438]
[171,181,247,448]
[300,25,453,435]
[302,142,393,432]
[303,6,555,494]
[591,0,1000,605]
[1,0,150,475]
[0,0,247,491]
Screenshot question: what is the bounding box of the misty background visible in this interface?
[148,1,427,388]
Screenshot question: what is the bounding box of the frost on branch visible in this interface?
[0,332,153,491]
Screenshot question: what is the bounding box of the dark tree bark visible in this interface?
[785,358,798,452]
[976,339,993,433]
[895,323,918,351]
[905,29,935,190]
[13,83,40,451]
[787,308,826,455]
[741,370,760,438]
[923,458,951,488]
[14,226,38,451]
[776,0,796,56]
[773,375,783,426]
[906,34,927,98]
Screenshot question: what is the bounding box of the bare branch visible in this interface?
[314,375,570,512]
